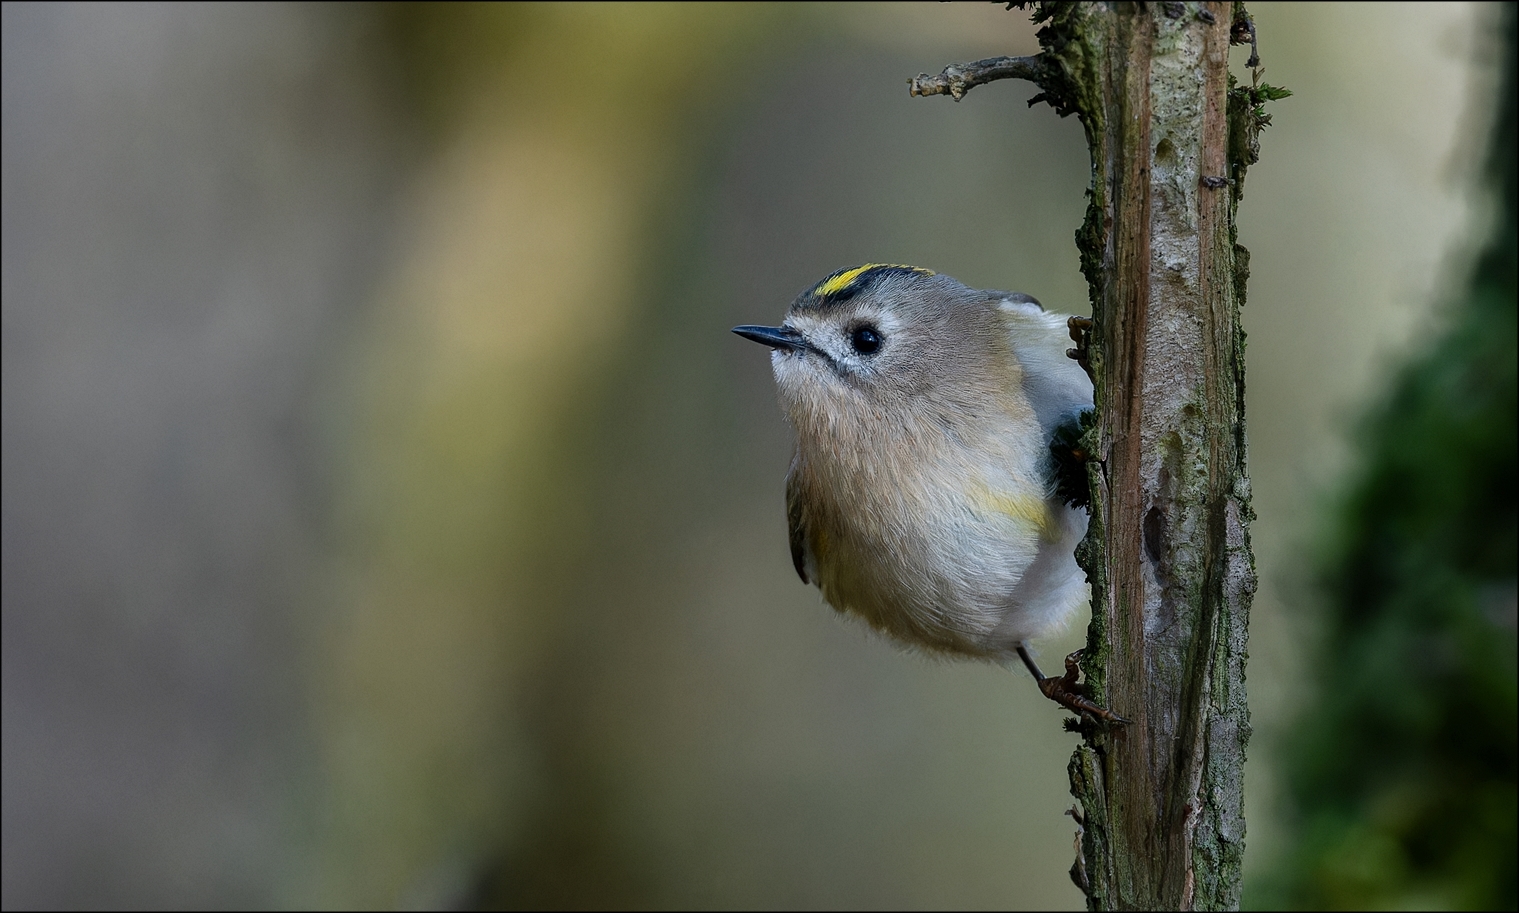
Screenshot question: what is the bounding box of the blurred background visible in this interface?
[2,3,1512,909]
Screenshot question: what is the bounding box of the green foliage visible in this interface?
[1251,84,1293,103]
[1228,75,1290,194]
[1262,7,1518,910]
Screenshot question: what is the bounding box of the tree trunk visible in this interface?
[1047,3,1257,910]
[911,2,1269,907]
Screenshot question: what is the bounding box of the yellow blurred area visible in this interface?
[0,3,1497,909]
[315,7,793,904]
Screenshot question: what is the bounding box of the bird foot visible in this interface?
[1066,316,1095,384]
[1036,650,1129,726]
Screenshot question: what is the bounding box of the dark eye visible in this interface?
[850,325,882,355]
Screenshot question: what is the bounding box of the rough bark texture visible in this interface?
[1034,3,1257,909]
[909,2,1267,906]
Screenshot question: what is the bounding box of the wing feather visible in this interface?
[785,460,810,584]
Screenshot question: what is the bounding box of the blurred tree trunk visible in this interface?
[1043,3,1260,910]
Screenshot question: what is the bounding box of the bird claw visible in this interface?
[1066,316,1095,383]
[1037,650,1129,726]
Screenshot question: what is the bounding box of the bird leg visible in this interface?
[1016,644,1128,725]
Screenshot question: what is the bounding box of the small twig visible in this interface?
[908,55,1043,101]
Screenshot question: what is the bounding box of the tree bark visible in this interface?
[1048,3,1257,910]
[911,3,1268,907]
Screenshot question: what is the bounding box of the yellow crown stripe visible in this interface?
[814,263,934,299]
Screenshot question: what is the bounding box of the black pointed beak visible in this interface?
[732,324,807,352]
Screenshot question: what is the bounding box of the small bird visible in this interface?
[734,264,1121,721]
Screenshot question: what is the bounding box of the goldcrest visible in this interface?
[735,264,1117,718]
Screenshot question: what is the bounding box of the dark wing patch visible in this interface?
[1049,409,1095,510]
[785,466,810,584]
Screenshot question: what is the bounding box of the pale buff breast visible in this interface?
[788,390,1056,658]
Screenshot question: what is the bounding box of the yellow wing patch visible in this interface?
[814,263,934,299]
[970,488,1062,542]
